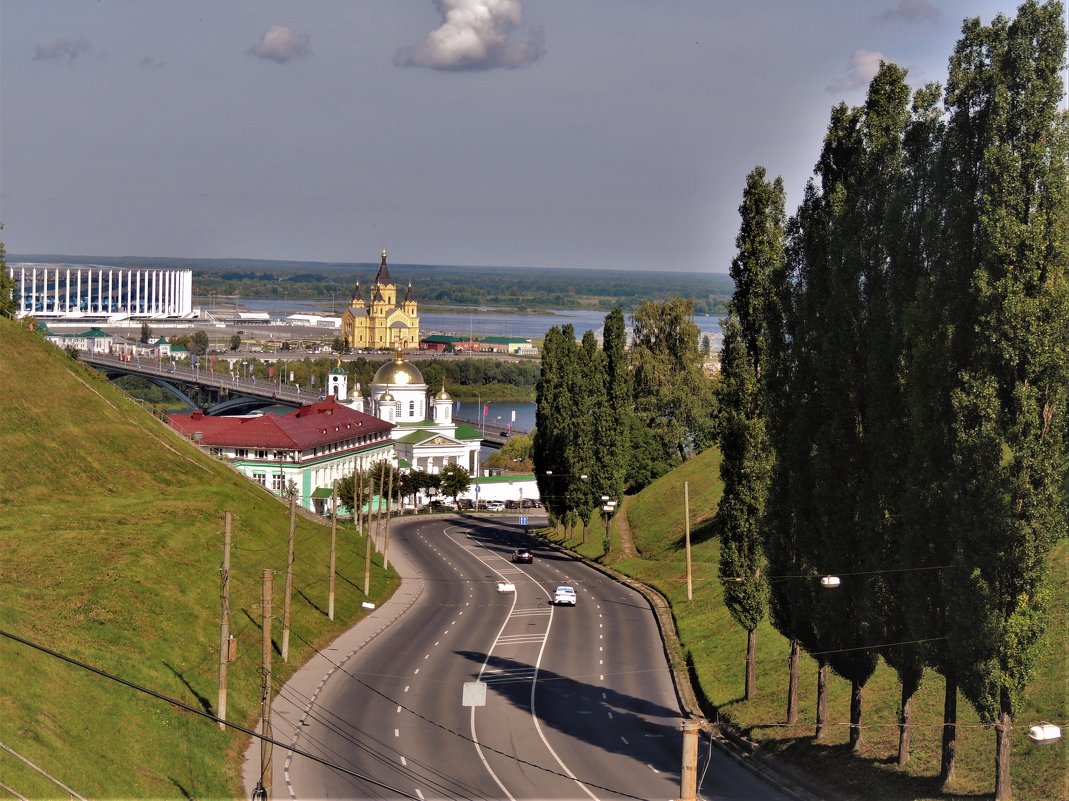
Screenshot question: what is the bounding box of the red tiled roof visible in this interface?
[169,397,393,449]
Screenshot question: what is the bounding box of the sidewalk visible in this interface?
[240,543,425,801]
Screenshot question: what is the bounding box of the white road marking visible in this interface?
[395,729,400,737]
[608,712,614,719]
[620,736,629,745]
[397,705,401,713]
[416,790,424,800]
[414,668,420,674]
[400,756,407,766]
[404,685,409,693]
[647,764,659,774]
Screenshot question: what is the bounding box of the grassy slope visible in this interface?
[0,318,398,799]
[556,448,1067,801]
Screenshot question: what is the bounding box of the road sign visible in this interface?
[519,516,528,525]
[463,681,487,707]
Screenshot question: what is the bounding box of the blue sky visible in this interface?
[1,1,1059,273]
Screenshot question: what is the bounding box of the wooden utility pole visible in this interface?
[383,464,395,571]
[679,718,700,800]
[258,569,273,801]
[281,493,296,662]
[684,481,693,601]
[374,463,385,552]
[216,511,232,729]
[328,482,337,621]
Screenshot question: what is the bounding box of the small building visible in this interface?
[478,336,537,355]
[43,326,114,354]
[168,397,395,514]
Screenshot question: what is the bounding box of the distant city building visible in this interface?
[7,263,194,320]
[341,250,420,351]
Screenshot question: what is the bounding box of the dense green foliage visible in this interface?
[0,233,14,318]
[714,167,786,701]
[717,4,1069,796]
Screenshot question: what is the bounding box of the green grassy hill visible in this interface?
[549,448,1067,800]
[0,318,398,799]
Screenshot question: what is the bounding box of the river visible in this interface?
[202,297,723,343]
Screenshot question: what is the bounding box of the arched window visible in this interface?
[409,400,415,416]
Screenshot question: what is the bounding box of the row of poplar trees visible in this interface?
[534,303,715,535]
[714,4,1068,799]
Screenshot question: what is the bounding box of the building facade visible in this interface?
[8,264,194,319]
[168,397,395,514]
[340,250,420,351]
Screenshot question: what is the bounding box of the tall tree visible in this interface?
[535,325,579,523]
[568,330,606,540]
[0,230,14,319]
[439,463,471,508]
[937,5,1069,797]
[714,166,787,701]
[601,307,631,502]
[630,298,715,471]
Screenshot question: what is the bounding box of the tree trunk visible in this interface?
[786,639,800,724]
[815,660,829,740]
[994,692,1012,801]
[582,519,588,544]
[745,628,757,701]
[940,671,957,787]
[849,679,863,752]
[898,685,914,766]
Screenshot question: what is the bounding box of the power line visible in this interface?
[0,628,420,800]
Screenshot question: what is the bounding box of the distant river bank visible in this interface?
[205,297,723,342]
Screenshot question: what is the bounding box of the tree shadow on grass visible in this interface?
[744,727,993,801]
[163,660,213,716]
[240,607,281,656]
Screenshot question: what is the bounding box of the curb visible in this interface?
[536,533,839,801]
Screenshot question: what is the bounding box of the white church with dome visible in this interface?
[326,350,484,476]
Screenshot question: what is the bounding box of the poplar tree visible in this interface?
[936,5,1069,797]
[535,325,579,525]
[601,307,631,502]
[715,166,786,701]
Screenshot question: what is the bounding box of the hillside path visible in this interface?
[616,496,637,558]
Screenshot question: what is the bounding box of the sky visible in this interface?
[1,0,1063,274]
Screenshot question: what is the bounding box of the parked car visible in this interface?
[553,585,577,606]
[511,547,533,564]
[486,500,505,512]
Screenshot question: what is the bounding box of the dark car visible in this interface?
[511,548,533,564]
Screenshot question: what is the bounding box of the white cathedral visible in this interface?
[325,350,484,477]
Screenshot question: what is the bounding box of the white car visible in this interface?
[553,585,577,606]
[486,500,505,511]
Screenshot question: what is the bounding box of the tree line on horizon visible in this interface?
[713,3,1067,799]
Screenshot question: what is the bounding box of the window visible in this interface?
[272,472,284,492]
[236,448,248,459]
[409,400,415,416]
[256,449,268,459]
[253,472,266,486]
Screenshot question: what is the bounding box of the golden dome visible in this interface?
[435,386,451,401]
[372,350,424,387]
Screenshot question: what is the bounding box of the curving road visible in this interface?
[248,515,791,800]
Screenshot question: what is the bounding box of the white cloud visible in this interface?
[396,0,545,71]
[879,0,940,24]
[249,25,311,64]
[33,38,91,62]
[827,49,886,93]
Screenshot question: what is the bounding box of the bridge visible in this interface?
[80,352,524,448]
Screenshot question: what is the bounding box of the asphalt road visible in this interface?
[248,515,791,800]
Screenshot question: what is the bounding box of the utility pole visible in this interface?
[678,719,700,801]
[256,569,273,801]
[684,481,693,602]
[281,493,296,662]
[217,511,232,730]
[328,482,337,621]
